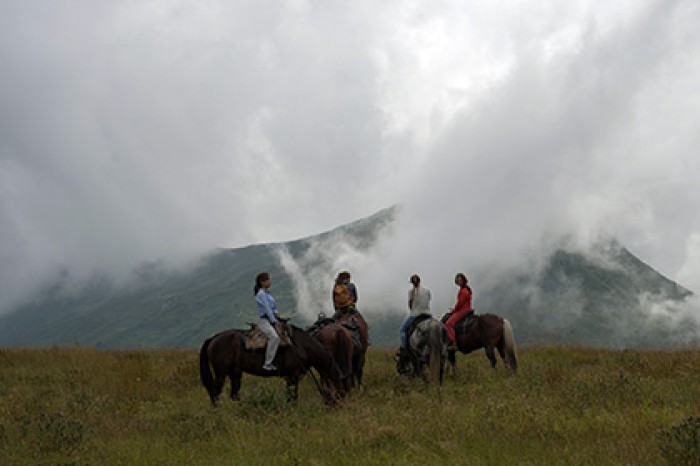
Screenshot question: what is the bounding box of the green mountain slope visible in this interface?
[0,207,697,349]
[479,241,697,347]
[0,207,398,348]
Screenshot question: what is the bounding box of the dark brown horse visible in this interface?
[444,312,518,374]
[309,322,354,393]
[335,309,369,389]
[199,324,344,406]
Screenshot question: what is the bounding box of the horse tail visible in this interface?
[502,319,518,373]
[428,320,444,384]
[199,336,216,400]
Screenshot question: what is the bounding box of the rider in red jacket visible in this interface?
[445,273,473,349]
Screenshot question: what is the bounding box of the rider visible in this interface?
[445,272,473,350]
[331,271,357,320]
[254,272,281,371]
[398,274,432,355]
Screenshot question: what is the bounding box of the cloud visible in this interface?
[678,234,700,293]
[1,0,700,315]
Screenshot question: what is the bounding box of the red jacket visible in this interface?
[452,286,472,314]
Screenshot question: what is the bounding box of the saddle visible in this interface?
[306,317,336,336]
[306,313,362,351]
[456,310,477,336]
[337,311,363,351]
[244,321,293,351]
[441,310,476,335]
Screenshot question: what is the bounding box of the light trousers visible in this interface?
[258,318,280,366]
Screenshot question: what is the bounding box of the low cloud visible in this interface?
[2,0,699,317]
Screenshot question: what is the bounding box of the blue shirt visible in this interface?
[256,288,278,323]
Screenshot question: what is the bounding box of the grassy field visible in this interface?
[1,345,699,465]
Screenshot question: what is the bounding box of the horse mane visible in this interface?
[209,328,240,340]
[282,324,318,354]
[291,324,341,380]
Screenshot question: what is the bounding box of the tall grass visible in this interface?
[1,346,699,465]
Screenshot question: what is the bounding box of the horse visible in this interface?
[308,320,354,393]
[443,312,518,374]
[334,309,369,389]
[199,324,345,406]
[395,316,448,384]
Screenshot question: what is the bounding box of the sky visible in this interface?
[1,0,700,316]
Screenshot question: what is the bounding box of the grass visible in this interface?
[1,345,699,465]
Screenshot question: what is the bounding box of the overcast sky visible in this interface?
[1,0,699,315]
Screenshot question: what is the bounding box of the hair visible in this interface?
[254,272,270,296]
[410,274,420,286]
[336,271,351,285]
[455,273,468,288]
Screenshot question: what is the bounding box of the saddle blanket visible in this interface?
[245,321,293,350]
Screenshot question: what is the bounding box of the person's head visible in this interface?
[454,273,468,288]
[336,271,351,285]
[254,272,271,295]
[410,274,421,287]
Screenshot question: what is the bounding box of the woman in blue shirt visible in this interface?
[254,272,280,371]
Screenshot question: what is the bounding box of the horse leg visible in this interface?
[439,353,447,384]
[344,369,353,392]
[446,349,457,376]
[484,345,497,369]
[286,378,299,402]
[485,345,497,369]
[212,370,227,406]
[229,368,242,401]
[354,352,366,390]
[496,341,509,371]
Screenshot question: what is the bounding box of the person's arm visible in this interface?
[256,292,277,323]
[271,297,281,321]
[348,283,358,304]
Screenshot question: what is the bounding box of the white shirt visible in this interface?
[408,285,431,317]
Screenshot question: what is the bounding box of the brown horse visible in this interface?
[335,309,369,389]
[308,321,354,393]
[444,312,518,374]
[199,324,344,406]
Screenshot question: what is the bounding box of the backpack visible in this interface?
[333,284,353,309]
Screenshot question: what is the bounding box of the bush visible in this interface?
[657,416,700,465]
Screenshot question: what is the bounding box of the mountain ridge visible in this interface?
[0,206,697,349]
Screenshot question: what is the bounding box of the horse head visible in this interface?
[293,324,347,402]
[395,348,417,377]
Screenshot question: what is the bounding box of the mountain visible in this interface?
[0,206,697,349]
[0,207,399,348]
[478,241,697,348]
